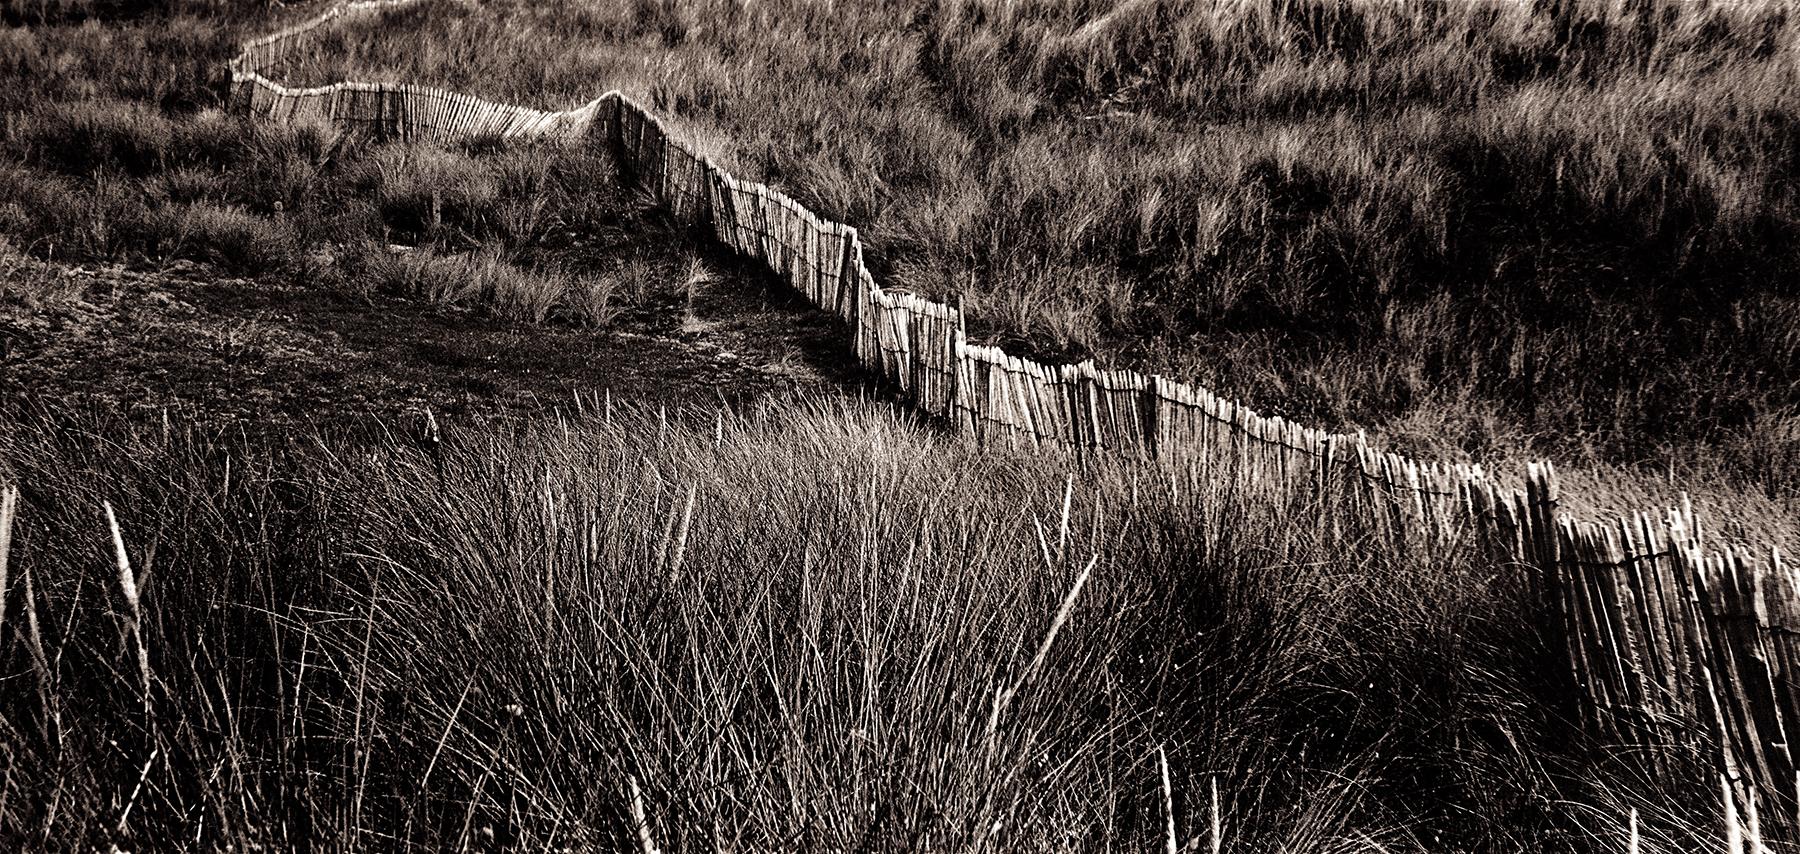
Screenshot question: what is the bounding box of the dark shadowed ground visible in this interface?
[0,245,864,427]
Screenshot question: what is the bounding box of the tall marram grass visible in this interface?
[0,399,1718,850]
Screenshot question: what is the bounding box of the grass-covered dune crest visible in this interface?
[252,0,1800,492]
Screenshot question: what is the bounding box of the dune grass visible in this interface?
[0,4,706,329]
[6,0,1799,497]
[0,397,1722,851]
[0,5,1783,845]
[255,0,1800,499]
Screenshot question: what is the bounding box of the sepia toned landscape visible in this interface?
[2,0,1797,850]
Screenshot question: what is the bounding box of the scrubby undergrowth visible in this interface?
[0,0,712,332]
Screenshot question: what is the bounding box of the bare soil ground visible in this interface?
[0,246,863,427]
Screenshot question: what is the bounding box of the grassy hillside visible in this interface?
[0,398,1716,850]
[264,0,1800,497]
[6,0,1798,498]
[0,2,1775,847]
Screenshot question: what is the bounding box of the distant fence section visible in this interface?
[232,0,1796,837]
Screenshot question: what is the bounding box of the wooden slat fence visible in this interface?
[230,1,1796,840]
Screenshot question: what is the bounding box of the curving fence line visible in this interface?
[231,0,1796,838]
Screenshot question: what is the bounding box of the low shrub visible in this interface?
[358,143,502,240]
[161,201,300,274]
[15,98,177,177]
[360,244,640,325]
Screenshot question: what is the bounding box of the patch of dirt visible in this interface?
[0,246,868,427]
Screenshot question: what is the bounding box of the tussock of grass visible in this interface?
[163,201,301,274]
[0,238,87,309]
[14,98,179,177]
[0,399,1718,850]
[354,243,657,327]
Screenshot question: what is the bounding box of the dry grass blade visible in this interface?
[14,531,60,744]
[103,501,151,711]
[1032,514,1055,571]
[1159,746,1178,854]
[987,553,1098,740]
[1211,776,1223,854]
[1746,789,1763,854]
[114,747,158,837]
[628,775,661,854]
[418,679,473,807]
[665,483,697,584]
[1057,475,1073,560]
[1019,554,1096,693]
[0,485,16,636]
[1724,774,1743,854]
